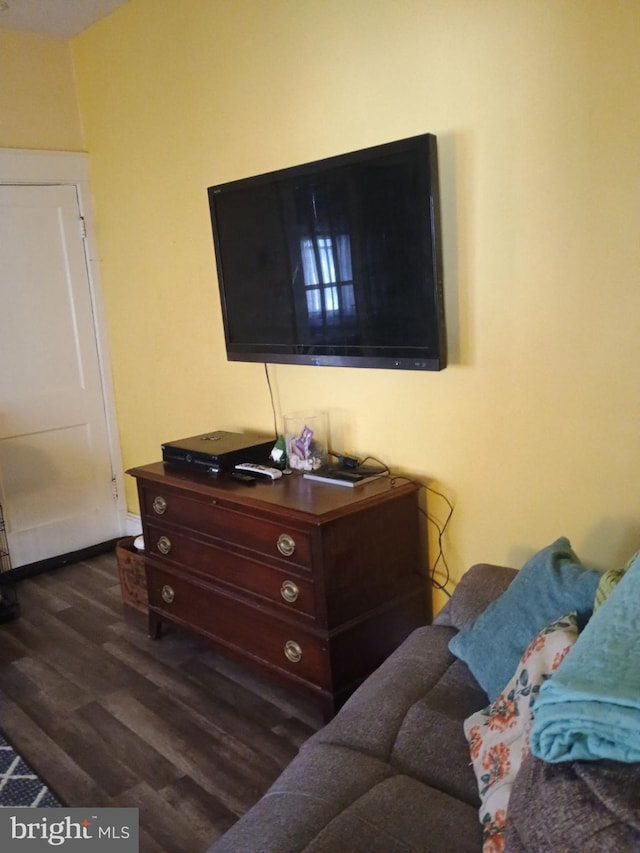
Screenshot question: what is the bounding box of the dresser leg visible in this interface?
[148,612,162,640]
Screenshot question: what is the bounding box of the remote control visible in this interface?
[231,471,257,485]
[235,462,283,480]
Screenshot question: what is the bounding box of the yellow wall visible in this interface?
[72,0,640,608]
[0,29,83,150]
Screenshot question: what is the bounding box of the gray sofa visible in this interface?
[208,560,640,852]
[208,563,515,852]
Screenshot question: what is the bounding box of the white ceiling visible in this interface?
[0,0,129,38]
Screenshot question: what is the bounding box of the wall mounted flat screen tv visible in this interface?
[207,133,446,371]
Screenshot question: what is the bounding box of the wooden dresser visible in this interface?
[127,462,428,719]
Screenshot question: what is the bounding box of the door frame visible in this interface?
[0,147,127,538]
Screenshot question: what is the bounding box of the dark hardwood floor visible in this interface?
[0,551,323,852]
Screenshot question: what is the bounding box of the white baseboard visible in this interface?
[126,513,142,536]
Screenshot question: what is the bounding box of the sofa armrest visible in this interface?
[434,563,517,632]
[505,752,640,852]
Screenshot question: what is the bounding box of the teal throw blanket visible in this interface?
[530,550,640,763]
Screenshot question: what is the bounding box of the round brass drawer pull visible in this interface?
[284,640,303,663]
[280,580,300,603]
[161,584,175,604]
[152,495,167,515]
[277,533,296,557]
[157,535,172,555]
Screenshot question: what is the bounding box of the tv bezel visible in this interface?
[208,133,446,371]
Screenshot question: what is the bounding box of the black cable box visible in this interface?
[161,430,274,473]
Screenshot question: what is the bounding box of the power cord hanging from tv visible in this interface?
[422,485,454,597]
[328,452,454,596]
[264,364,279,440]
[386,474,454,596]
[263,364,453,593]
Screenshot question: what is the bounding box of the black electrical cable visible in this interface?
[388,474,454,595]
[269,421,455,595]
[424,485,454,597]
[263,364,279,439]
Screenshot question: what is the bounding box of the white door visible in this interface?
[0,183,121,567]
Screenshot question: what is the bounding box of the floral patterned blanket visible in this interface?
[464,613,579,852]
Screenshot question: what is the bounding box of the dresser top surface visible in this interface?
[128,462,420,522]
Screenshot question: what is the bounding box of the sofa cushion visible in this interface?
[316,626,464,755]
[209,742,482,853]
[448,537,600,701]
[390,658,489,805]
[303,774,482,853]
[207,563,519,853]
[314,625,488,806]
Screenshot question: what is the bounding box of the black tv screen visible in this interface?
[207,133,446,371]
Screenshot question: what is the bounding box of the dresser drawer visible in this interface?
[144,523,317,618]
[139,484,313,569]
[146,567,330,687]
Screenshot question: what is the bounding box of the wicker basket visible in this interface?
[115,536,148,613]
[0,503,19,621]
[0,502,11,574]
